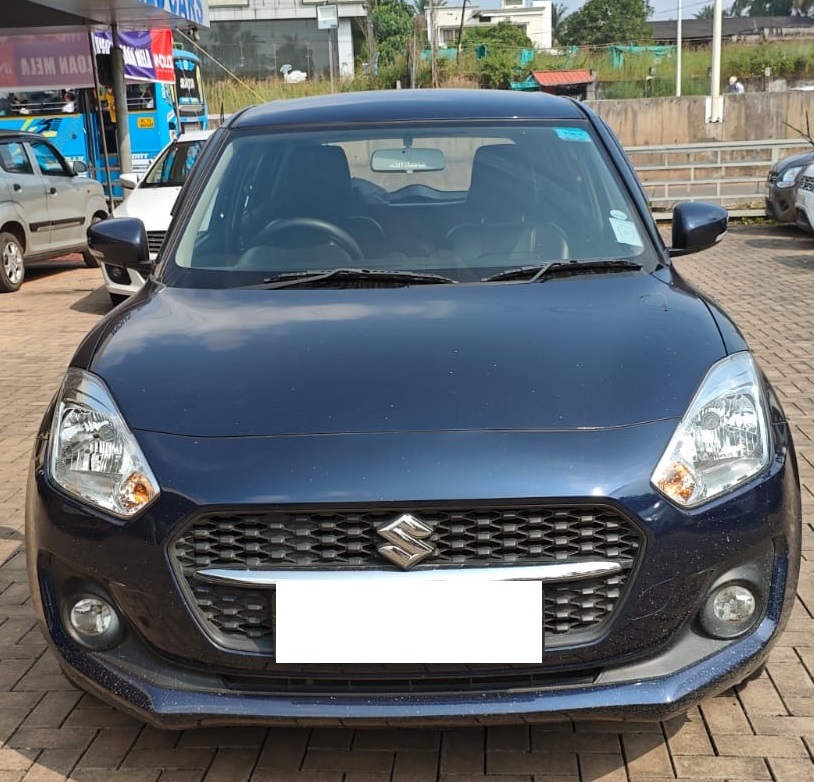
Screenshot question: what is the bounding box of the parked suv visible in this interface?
[765,149,814,223]
[0,130,108,293]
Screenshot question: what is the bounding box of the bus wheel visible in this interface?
[0,231,25,293]
[83,215,105,268]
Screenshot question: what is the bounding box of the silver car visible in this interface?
[0,130,108,293]
[765,149,814,223]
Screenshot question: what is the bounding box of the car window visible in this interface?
[0,141,34,175]
[30,140,70,176]
[142,139,206,187]
[168,122,657,288]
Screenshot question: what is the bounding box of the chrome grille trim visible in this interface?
[195,560,623,586]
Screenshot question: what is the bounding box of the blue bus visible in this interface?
[0,49,207,199]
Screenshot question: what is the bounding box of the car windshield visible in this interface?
[141,138,206,188]
[165,122,658,287]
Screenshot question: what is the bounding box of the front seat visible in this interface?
[260,144,384,261]
[447,144,569,266]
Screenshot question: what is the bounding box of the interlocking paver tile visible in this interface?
[620,733,673,778]
[5,231,814,782]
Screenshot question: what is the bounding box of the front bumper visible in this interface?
[765,186,797,223]
[26,423,801,728]
[100,263,147,300]
[796,187,814,233]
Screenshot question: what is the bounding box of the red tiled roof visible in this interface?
[531,70,595,87]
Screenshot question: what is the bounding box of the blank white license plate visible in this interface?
[274,579,543,664]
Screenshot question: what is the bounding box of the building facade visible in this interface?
[433,1,552,53]
[204,0,552,83]
[205,0,363,80]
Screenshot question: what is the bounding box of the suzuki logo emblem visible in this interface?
[376,513,434,570]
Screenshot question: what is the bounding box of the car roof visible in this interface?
[227,89,588,130]
[0,129,52,142]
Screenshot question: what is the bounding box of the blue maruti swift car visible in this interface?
[26,90,801,728]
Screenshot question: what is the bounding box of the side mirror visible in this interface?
[87,217,151,276]
[119,173,139,191]
[72,160,87,175]
[669,202,728,257]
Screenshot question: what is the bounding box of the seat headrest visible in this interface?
[276,145,353,218]
[467,144,536,222]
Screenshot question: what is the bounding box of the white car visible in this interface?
[795,161,814,233]
[101,130,213,303]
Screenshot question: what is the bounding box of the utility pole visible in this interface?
[708,0,723,122]
[364,0,376,78]
[457,0,467,63]
[110,26,132,175]
[429,0,438,88]
[675,0,682,97]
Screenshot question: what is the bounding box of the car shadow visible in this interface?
[69,286,112,316]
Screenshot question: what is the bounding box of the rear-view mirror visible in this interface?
[370,147,445,173]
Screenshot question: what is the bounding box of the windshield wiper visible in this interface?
[482,260,645,283]
[242,268,457,289]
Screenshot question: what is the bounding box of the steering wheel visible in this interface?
[254,217,364,261]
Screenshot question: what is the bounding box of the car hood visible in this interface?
[86,272,726,437]
[113,185,180,230]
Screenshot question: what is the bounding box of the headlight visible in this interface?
[49,368,159,517]
[776,166,803,188]
[652,353,770,507]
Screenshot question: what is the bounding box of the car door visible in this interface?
[0,139,51,254]
[27,138,86,251]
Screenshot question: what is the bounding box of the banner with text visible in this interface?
[0,30,175,92]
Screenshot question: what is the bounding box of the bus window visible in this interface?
[0,90,78,116]
[127,84,156,111]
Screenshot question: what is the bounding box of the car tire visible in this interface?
[83,214,106,268]
[0,231,25,293]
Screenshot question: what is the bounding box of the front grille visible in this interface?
[799,175,814,193]
[146,230,166,255]
[172,504,643,653]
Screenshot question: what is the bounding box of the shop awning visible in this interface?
[0,0,208,34]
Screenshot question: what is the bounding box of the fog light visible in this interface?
[701,583,758,639]
[66,595,122,649]
[106,265,131,285]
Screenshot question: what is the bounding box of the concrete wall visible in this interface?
[587,91,814,147]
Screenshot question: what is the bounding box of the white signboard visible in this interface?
[317,5,339,30]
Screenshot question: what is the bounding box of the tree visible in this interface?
[461,21,534,89]
[695,4,735,17]
[552,3,570,46]
[728,0,795,13]
[461,19,534,49]
[372,0,415,65]
[559,0,654,47]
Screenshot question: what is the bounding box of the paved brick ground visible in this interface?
[1,228,813,781]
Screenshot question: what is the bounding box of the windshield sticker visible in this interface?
[554,128,591,143]
[609,217,643,247]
